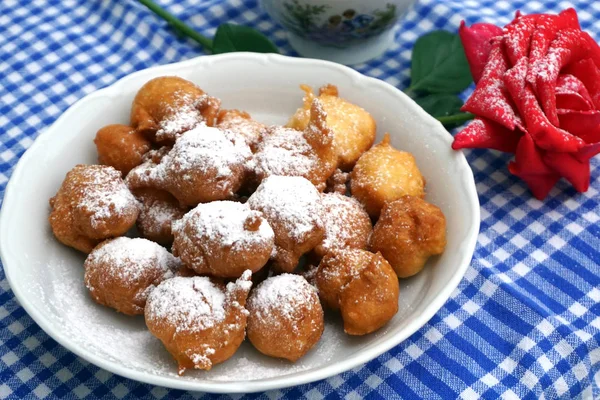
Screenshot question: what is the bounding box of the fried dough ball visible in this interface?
[126,125,252,206]
[369,196,446,278]
[350,134,425,218]
[253,99,337,191]
[287,84,376,171]
[145,272,252,374]
[172,201,274,278]
[49,164,139,253]
[325,168,349,195]
[216,109,266,148]
[133,188,188,246]
[316,249,399,335]
[130,76,221,144]
[247,274,324,361]
[94,124,152,176]
[313,193,372,259]
[84,237,182,315]
[247,176,325,273]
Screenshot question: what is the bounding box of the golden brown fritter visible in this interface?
[316,249,399,335]
[145,272,252,375]
[287,84,376,171]
[216,109,266,149]
[84,237,181,315]
[246,274,324,361]
[247,176,325,273]
[125,126,252,206]
[325,168,349,195]
[369,195,446,278]
[350,134,425,218]
[130,76,220,144]
[49,164,139,253]
[94,124,152,176]
[313,193,372,259]
[133,188,188,246]
[253,99,337,191]
[172,201,274,278]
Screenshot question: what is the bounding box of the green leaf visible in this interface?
[414,93,463,117]
[212,24,279,54]
[414,94,472,128]
[410,31,473,94]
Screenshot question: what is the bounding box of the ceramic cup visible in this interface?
[261,0,417,65]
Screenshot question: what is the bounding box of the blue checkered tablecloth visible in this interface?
[1,0,599,398]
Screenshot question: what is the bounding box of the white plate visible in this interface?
[0,53,480,393]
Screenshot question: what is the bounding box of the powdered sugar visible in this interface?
[155,92,208,142]
[319,193,371,254]
[172,201,274,256]
[167,126,251,180]
[217,111,266,147]
[85,237,179,285]
[74,165,139,229]
[127,125,252,194]
[253,126,317,179]
[145,276,227,332]
[247,176,324,241]
[248,274,319,327]
[137,194,185,240]
[227,269,253,294]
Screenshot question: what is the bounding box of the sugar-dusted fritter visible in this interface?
[246,274,324,361]
[313,192,372,259]
[247,176,325,273]
[133,188,188,246]
[130,76,220,144]
[94,124,152,176]
[145,271,252,375]
[84,237,182,315]
[325,168,349,195]
[216,109,266,149]
[316,249,399,335]
[351,134,425,218]
[49,164,139,253]
[126,125,252,206]
[253,99,337,191]
[172,201,274,278]
[369,195,446,278]
[287,84,376,171]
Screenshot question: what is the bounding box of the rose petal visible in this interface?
[517,83,585,152]
[504,58,584,151]
[459,21,503,83]
[555,74,594,110]
[525,11,580,88]
[543,152,590,192]
[508,133,560,200]
[557,109,600,143]
[556,93,593,111]
[563,58,600,109]
[526,15,560,87]
[504,56,529,100]
[461,40,522,129]
[575,143,600,162]
[535,29,593,126]
[452,118,522,152]
[503,14,538,65]
[583,32,600,69]
[557,8,581,30]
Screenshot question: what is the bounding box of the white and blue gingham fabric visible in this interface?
[1,0,599,398]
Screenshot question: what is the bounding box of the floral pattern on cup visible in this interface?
[281,1,398,46]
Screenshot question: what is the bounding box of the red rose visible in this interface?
[452,8,600,200]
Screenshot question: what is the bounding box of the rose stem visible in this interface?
[436,112,475,126]
[136,0,214,52]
